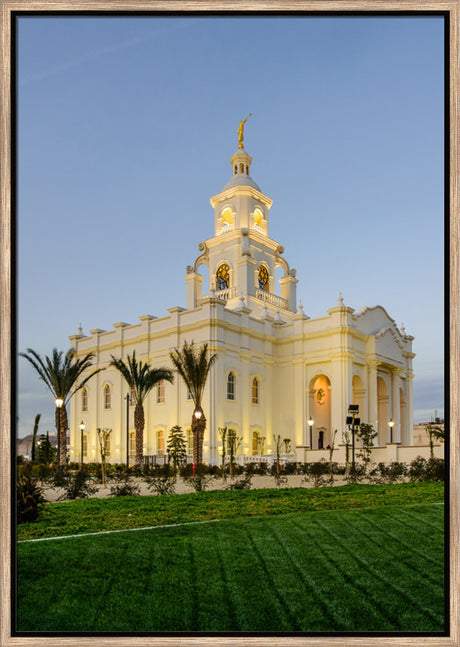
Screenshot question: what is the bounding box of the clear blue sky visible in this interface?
[17,14,445,439]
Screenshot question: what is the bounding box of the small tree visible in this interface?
[425,424,444,459]
[328,429,338,482]
[342,428,352,476]
[227,429,242,480]
[283,438,291,453]
[219,426,228,481]
[31,413,41,462]
[167,425,187,475]
[273,434,283,479]
[97,428,112,487]
[355,423,377,469]
[37,432,56,465]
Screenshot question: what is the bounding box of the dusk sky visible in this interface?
[16,14,445,439]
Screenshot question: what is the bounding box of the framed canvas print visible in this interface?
[1,1,458,646]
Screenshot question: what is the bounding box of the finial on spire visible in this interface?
[338,292,344,305]
[238,113,252,149]
[400,322,406,335]
[77,322,83,336]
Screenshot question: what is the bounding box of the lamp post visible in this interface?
[125,393,131,469]
[308,417,314,449]
[55,397,63,468]
[388,418,395,444]
[79,421,85,468]
[346,405,360,473]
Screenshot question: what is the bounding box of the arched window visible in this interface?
[252,431,260,455]
[252,377,259,404]
[186,427,193,454]
[157,380,165,404]
[227,372,235,400]
[81,388,88,412]
[129,432,135,458]
[82,434,88,458]
[221,207,233,232]
[105,434,111,457]
[258,265,269,291]
[253,208,263,231]
[104,384,111,410]
[216,264,230,291]
[157,429,165,455]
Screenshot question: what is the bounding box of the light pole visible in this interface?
[388,418,395,444]
[55,397,63,468]
[346,405,360,473]
[79,421,85,468]
[308,417,314,449]
[125,393,131,469]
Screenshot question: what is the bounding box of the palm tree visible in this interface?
[31,413,41,462]
[110,351,174,465]
[169,341,216,471]
[20,348,103,467]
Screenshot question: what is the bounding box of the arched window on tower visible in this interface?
[252,377,259,404]
[104,384,111,410]
[253,208,263,231]
[81,388,88,412]
[221,207,233,233]
[216,264,230,291]
[227,372,235,401]
[258,265,269,292]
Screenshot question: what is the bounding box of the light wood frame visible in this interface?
[1,2,458,646]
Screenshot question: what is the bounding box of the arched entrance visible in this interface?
[309,375,331,449]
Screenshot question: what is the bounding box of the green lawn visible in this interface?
[17,488,445,633]
[17,481,443,540]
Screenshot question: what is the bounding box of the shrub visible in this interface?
[225,475,252,490]
[303,461,329,487]
[109,472,140,497]
[344,463,367,484]
[147,476,176,496]
[17,473,46,523]
[183,475,212,492]
[409,457,444,482]
[58,469,98,500]
[373,461,408,483]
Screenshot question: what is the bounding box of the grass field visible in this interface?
[16,483,445,633]
[17,481,444,540]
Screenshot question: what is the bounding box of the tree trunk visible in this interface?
[55,406,68,467]
[134,403,145,465]
[192,407,206,469]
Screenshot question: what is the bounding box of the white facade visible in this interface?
[69,143,415,465]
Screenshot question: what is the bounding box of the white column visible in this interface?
[368,362,379,444]
[391,370,401,443]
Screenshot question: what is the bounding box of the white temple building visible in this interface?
[69,128,416,466]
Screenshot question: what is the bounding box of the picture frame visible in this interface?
[1,1,458,645]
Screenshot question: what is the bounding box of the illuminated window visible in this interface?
[227,372,235,401]
[253,208,263,230]
[186,427,193,454]
[157,429,165,455]
[105,434,111,457]
[157,380,165,404]
[252,378,259,404]
[221,207,233,232]
[252,431,260,455]
[82,434,88,458]
[104,385,111,410]
[216,264,230,291]
[258,265,269,291]
[81,388,88,412]
[129,432,135,457]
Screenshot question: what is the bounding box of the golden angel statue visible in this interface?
[237,113,252,149]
